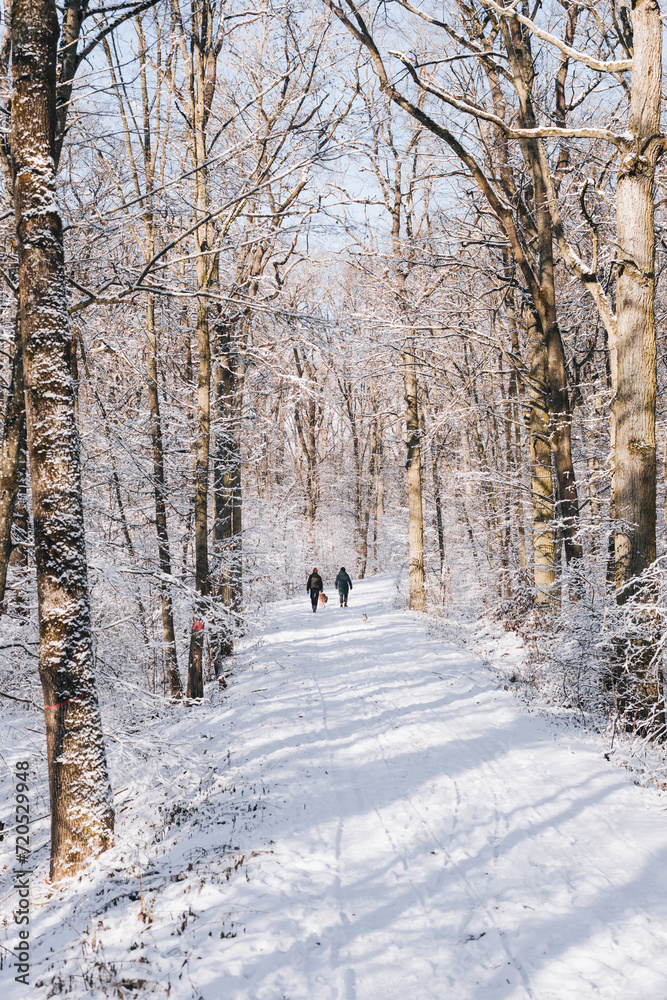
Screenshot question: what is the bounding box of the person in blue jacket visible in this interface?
[335,567,353,607]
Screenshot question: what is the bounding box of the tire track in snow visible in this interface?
[310,608,357,1000]
[309,604,463,994]
[338,609,663,998]
[235,578,667,1000]
[327,605,534,999]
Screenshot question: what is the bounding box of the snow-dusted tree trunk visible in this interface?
[338,374,371,577]
[188,238,212,698]
[527,309,556,601]
[389,150,425,612]
[293,346,321,552]
[212,330,244,672]
[402,342,426,612]
[0,323,25,607]
[611,0,664,730]
[172,0,221,699]
[146,294,182,698]
[500,18,582,568]
[358,390,382,580]
[614,0,661,594]
[102,18,183,697]
[430,435,448,602]
[170,1,217,698]
[505,293,527,575]
[11,0,113,879]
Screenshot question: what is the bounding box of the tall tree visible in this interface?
[10,0,114,879]
[0,0,162,610]
[102,14,183,697]
[476,0,665,723]
[322,0,583,585]
[171,0,222,698]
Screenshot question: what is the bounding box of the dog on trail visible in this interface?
[318,592,328,606]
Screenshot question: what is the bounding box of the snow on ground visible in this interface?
[3,573,667,999]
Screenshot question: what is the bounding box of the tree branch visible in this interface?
[390,50,624,146]
[477,0,632,74]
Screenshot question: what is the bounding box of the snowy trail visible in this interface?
[6,574,667,1000]
[205,575,667,999]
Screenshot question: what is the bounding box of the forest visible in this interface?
[2,0,667,997]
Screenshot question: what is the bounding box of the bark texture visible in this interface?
[390,149,425,612]
[293,346,321,550]
[103,19,183,697]
[0,323,25,607]
[0,0,102,617]
[178,2,221,699]
[430,436,449,601]
[146,296,182,697]
[501,13,581,566]
[612,0,664,731]
[188,268,211,699]
[527,309,556,600]
[614,0,661,593]
[402,344,426,612]
[359,391,382,580]
[212,329,244,673]
[11,0,113,879]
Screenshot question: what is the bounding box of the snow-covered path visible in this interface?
[6,574,667,999]
[210,575,667,999]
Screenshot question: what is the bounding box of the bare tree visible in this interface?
[102,12,183,697]
[170,0,222,698]
[322,0,583,582]
[10,0,114,880]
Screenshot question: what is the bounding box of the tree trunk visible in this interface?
[372,411,383,569]
[212,329,244,674]
[186,132,213,702]
[497,14,582,568]
[103,18,182,697]
[612,0,664,732]
[431,437,448,602]
[293,347,320,552]
[0,1,98,605]
[358,396,381,580]
[187,285,211,700]
[303,403,319,548]
[527,309,556,601]
[527,146,582,566]
[0,322,26,607]
[402,343,426,611]
[11,0,113,879]
[146,295,182,697]
[349,397,363,572]
[614,0,660,593]
[506,295,527,573]
[340,377,369,576]
[389,147,425,611]
[172,0,221,699]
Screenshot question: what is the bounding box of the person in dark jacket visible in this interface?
[306,567,323,612]
[335,567,353,607]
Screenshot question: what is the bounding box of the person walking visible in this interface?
[335,566,353,607]
[306,567,323,613]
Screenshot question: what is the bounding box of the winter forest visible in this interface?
[2,0,667,996]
